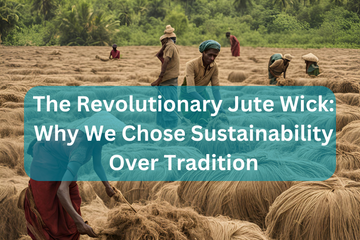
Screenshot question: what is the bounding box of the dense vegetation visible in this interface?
[1,0,359,48]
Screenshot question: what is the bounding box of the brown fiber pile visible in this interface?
[92,201,269,240]
[266,177,360,240]
[228,71,247,82]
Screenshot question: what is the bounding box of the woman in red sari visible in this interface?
[226,32,240,57]
[23,112,124,239]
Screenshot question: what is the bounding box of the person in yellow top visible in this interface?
[180,40,225,126]
[268,53,293,85]
[151,25,180,128]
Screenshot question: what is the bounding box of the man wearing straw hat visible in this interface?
[152,25,180,128]
[180,40,225,126]
[268,53,293,85]
[109,44,120,59]
[22,112,124,239]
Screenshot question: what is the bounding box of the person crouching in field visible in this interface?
[268,53,293,85]
[21,112,124,239]
[151,25,180,129]
[302,53,320,76]
[109,44,120,59]
[180,40,225,126]
[226,32,240,57]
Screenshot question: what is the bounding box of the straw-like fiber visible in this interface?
[337,120,360,145]
[302,53,319,63]
[228,71,247,82]
[266,177,360,240]
[95,201,212,240]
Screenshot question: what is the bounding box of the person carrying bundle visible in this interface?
[151,25,180,129]
[109,44,120,59]
[180,40,225,126]
[21,112,124,239]
[302,53,320,76]
[268,53,293,85]
[226,32,240,57]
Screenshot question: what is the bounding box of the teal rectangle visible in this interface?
[24,86,336,181]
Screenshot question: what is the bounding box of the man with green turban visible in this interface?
[180,40,225,126]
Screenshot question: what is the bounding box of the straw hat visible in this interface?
[76,112,125,134]
[164,25,175,34]
[302,53,319,63]
[160,25,176,41]
[283,54,293,61]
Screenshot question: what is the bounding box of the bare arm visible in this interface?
[93,145,115,197]
[151,56,170,86]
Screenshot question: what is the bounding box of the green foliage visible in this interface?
[164,10,188,36]
[0,0,22,41]
[1,0,360,48]
[268,13,308,32]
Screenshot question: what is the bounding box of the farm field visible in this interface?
[1,45,360,240]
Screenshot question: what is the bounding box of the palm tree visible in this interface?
[0,0,22,40]
[31,0,56,25]
[118,1,133,26]
[234,0,253,15]
[273,0,293,11]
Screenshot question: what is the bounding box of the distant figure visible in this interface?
[109,44,120,59]
[226,32,240,57]
[152,25,180,129]
[302,53,320,76]
[268,53,293,85]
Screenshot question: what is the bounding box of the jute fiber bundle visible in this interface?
[228,71,247,82]
[177,158,333,229]
[0,183,27,239]
[78,181,98,205]
[336,148,360,172]
[304,79,360,93]
[95,55,109,61]
[265,177,360,240]
[337,170,360,182]
[152,182,182,207]
[336,141,360,153]
[335,93,360,107]
[206,216,268,240]
[337,120,360,145]
[94,201,212,240]
[301,53,319,62]
[178,180,292,229]
[276,77,296,86]
[336,104,360,131]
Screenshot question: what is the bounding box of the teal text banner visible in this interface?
[24,86,336,181]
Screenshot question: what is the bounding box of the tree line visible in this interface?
[1,0,359,48]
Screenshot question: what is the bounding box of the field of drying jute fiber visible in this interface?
[1,45,360,240]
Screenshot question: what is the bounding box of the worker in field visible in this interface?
[180,40,225,126]
[268,53,293,85]
[226,32,240,57]
[109,44,120,59]
[21,112,123,239]
[151,25,180,129]
[302,53,320,76]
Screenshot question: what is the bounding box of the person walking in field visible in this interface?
[109,44,120,59]
[21,112,123,239]
[226,32,240,57]
[151,25,180,128]
[268,53,293,85]
[180,40,225,126]
[302,53,320,76]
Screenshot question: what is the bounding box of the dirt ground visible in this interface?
[1,45,360,240]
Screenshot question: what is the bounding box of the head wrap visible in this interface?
[226,32,230,35]
[283,54,293,61]
[160,25,177,41]
[199,40,221,53]
[112,44,117,48]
